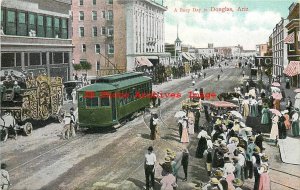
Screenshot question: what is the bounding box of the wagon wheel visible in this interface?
[23,122,33,136]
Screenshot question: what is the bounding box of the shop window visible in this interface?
[64,52,69,63]
[54,17,60,38]
[1,53,15,67]
[53,52,63,64]
[86,97,99,107]
[28,13,36,34]
[7,10,16,35]
[29,53,41,65]
[61,18,68,39]
[46,16,53,38]
[16,53,21,66]
[37,15,45,37]
[1,9,5,33]
[17,12,27,36]
[100,97,110,106]
[25,53,29,66]
[42,53,47,65]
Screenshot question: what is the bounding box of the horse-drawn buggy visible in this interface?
[0,70,63,141]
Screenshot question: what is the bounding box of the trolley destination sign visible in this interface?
[83,90,217,100]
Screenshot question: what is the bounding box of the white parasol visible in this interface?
[230,110,243,119]
[174,111,186,118]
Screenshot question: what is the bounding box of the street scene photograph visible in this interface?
[0,0,300,189]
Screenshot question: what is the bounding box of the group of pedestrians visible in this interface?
[144,146,189,190]
[198,109,271,190]
[61,107,77,140]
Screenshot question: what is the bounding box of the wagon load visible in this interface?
[0,70,63,139]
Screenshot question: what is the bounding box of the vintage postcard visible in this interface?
[0,0,299,189]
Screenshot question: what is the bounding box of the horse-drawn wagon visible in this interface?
[0,70,63,141]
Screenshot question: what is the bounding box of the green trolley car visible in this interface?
[77,72,152,127]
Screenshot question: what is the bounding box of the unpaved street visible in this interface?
[1,61,299,190]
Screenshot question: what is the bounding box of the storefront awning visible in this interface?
[283,61,300,76]
[135,57,153,67]
[284,32,295,44]
[181,53,192,61]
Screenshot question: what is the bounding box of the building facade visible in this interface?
[1,0,73,81]
[272,18,288,76]
[71,0,116,77]
[283,2,300,87]
[117,0,170,71]
[256,44,268,56]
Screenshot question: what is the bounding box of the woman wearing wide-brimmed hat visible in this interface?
[223,157,235,190]
[258,164,271,190]
[181,116,189,143]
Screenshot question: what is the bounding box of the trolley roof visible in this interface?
[78,72,151,92]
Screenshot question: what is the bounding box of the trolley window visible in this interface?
[86,97,99,107]
[100,97,110,106]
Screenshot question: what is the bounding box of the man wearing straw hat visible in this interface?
[201,177,223,190]
[232,178,244,190]
[245,136,255,179]
[159,156,173,176]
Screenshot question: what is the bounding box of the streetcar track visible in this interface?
[8,134,85,173]
[269,167,300,178]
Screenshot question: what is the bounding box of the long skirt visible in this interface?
[196,137,207,158]
[181,128,189,143]
[226,173,235,190]
[270,123,279,140]
[188,122,194,134]
[292,121,300,137]
[259,173,271,190]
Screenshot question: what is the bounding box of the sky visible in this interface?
[163,0,295,50]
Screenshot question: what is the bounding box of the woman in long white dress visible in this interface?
[181,117,189,143]
[188,111,195,134]
[294,93,300,110]
[270,115,279,140]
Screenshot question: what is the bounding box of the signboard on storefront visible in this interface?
[255,56,272,67]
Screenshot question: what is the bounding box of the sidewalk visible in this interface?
[260,73,300,165]
[278,137,300,165]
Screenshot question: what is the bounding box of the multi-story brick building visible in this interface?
[272,18,288,76]
[0,0,73,81]
[71,0,116,77]
[115,0,170,71]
